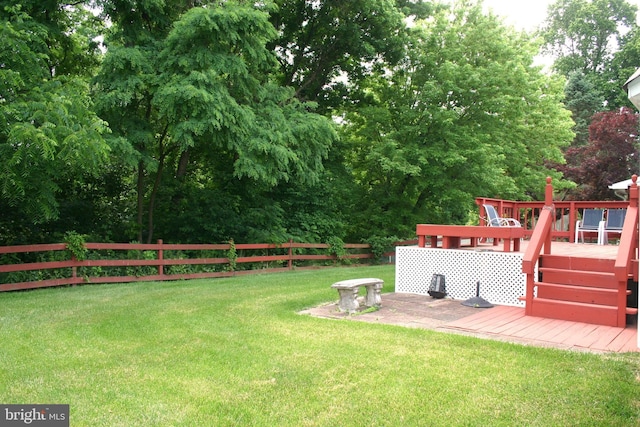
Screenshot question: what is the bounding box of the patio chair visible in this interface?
[483,204,521,227]
[598,208,626,245]
[574,208,604,243]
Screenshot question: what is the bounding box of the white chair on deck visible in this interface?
[483,204,521,227]
[575,208,604,243]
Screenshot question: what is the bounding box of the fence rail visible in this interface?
[0,239,414,292]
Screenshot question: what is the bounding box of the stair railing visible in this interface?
[613,175,639,326]
[522,177,554,316]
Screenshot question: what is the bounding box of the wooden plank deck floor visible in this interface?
[440,304,638,353]
[457,239,621,259]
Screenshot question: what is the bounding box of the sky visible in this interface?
[480,0,640,32]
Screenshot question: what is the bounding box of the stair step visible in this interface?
[538,267,617,288]
[536,282,620,305]
[529,298,622,326]
[540,255,615,272]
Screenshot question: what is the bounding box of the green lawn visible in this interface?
[0,265,639,426]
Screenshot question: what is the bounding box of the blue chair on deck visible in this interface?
[575,208,604,243]
[598,208,626,245]
[483,204,521,227]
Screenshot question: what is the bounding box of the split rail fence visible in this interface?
[0,240,414,292]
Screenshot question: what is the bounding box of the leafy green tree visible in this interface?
[268,0,433,112]
[538,0,640,112]
[340,1,575,239]
[564,71,605,146]
[606,27,640,108]
[95,2,336,243]
[539,0,637,78]
[539,0,640,200]
[0,0,104,78]
[0,5,109,235]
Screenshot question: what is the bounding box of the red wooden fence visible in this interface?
[0,240,412,292]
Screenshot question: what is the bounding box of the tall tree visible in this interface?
[564,71,606,146]
[94,2,336,243]
[0,3,109,239]
[267,0,433,112]
[341,0,575,239]
[539,0,640,199]
[539,0,637,78]
[606,27,640,108]
[0,0,105,78]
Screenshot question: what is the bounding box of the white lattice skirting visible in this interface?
[395,247,527,307]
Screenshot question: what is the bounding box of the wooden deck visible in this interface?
[453,239,621,259]
[441,304,638,353]
[438,239,637,351]
[420,239,638,351]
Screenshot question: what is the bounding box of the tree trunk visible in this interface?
[146,154,165,244]
[136,161,145,243]
[176,149,189,179]
[412,186,431,217]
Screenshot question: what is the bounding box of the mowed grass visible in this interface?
[0,265,639,426]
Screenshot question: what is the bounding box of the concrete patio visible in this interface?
[301,292,639,353]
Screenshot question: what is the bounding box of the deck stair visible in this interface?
[530,254,637,326]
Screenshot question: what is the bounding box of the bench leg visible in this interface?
[363,283,382,307]
[443,236,460,249]
[336,288,359,313]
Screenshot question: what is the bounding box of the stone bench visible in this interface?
[331,278,384,313]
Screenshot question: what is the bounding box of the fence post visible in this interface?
[227,239,237,274]
[157,239,163,276]
[71,255,77,282]
[288,239,293,270]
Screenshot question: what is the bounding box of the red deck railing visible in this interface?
[521,176,639,326]
[613,182,640,326]
[521,178,556,316]
[476,197,630,242]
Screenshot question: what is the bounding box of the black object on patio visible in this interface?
[428,274,446,299]
[461,281,493,308]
